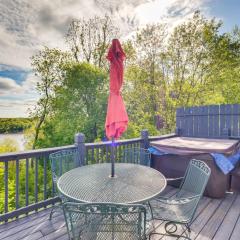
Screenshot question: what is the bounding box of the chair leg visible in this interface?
[147,201,153,220]
[49,204,62,220]
[185,223,191,239]
[186,223,191,233]
[149,221,191,240]
[144,201,155,237]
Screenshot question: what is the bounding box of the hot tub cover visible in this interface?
[151,137,240,155]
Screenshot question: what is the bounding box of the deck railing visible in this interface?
[0,130,175,223]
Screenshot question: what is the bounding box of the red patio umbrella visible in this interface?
[105,39,128,177]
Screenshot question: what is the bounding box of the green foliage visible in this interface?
[30,12,240,146]
[66,15,119,68]
[0,118,32,133]
[0,139,53,215]
[35,62,108,148]
[0,139,19,213]
[125,12,240,133]
[0,138,19,152]
[30,47,72,149]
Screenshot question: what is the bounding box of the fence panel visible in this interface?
[232,104,240,137]
[209,105,219,138]
[176,104,240,138]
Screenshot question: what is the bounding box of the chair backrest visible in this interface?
[49,149,79,193]
[121,148,151,166]
[175,160,211,224]
[178,159,211,197]
[63,202,146,240]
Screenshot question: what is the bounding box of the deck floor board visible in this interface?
[1,186,239,240]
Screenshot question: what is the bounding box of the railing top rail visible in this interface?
[85,137,142,147]
[0,144,76,161]
[0,138,143,161]
[0,133,176,162]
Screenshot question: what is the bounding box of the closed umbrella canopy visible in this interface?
[105,39,128,139]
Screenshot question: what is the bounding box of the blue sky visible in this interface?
[207,0,240,33]
[0,64,29,84]
[0,0,239,117]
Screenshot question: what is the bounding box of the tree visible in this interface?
[29,12,240,144]
[66,15,119,68]
[35,62,108,148]
[30,47,71,149]
[0,118,31,133]
[165,12,240,111]
[124,23,167,133]
[155,12,223,129]
[207,26,240,104]
[124,11,240,134]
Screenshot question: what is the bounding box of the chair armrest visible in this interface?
[156,194,201,205]
[166,177,184,181]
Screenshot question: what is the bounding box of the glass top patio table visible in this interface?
[57,163,166,204]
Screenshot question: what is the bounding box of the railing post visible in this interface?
[75,133,86,166]
[141,129,149,149]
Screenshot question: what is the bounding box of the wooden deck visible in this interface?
[0,186,240,240]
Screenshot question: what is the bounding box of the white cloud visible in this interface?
[21,73,39,95]
[0,0,147,68]
[135,0,208,27]
[0,73,39,117]
[0,25,35,69]
[0,73,39,96]
[0,0,210,117]
[0,98,36,117]
[0,0,209,69]
[0,77,22,94]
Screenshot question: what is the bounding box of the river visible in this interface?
[0,133,25,151]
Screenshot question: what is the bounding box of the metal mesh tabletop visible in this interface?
[57,163,166,204]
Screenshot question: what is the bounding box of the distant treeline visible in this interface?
[0,118,32,133]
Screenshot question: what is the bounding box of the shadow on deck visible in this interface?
[0,186,240,240]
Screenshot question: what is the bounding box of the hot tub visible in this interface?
[150,137,240,198]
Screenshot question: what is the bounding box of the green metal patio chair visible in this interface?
[49,148,80,220]
[120,147,152,225]
[120,148,151,166]
[149,159,211,239]
[63,202,147,240]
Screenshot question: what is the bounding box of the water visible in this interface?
[0,133,25,151]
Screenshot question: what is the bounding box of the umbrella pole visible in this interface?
[111,137,115,177]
